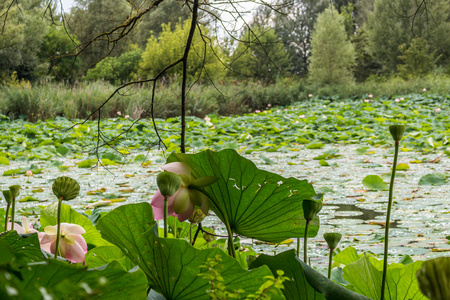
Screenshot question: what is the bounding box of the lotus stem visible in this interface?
[381,140,400,300]
[225,219,236,258]
[173,217,177,239]
[328,249,334,279]
[189,223,192,244]
[164,196,168,238]
[54,198,63,259]
[4,203,10,232]
[304,220,310,262]
[11,198,15,231]
[297,237,300,257]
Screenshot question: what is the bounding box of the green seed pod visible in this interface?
[324,232,343,250]
[8,185,20,199]
[416,257,450,300]
[52,176,80,200]
[157,171,182,197]
[302,195,323,221]
[202,230,216,243]
[389,125,406,142]
[2,190,12,204]
[188,209,206,223]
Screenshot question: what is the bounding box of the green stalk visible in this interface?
[54,198,63,259]
[381,140,400,300]
[303,220,310,262]
[297,237,300,257]
[11,198,15,231]
[173,217,177,239]
[164,196,168,238]
[189,223,192,244]
[4,203,10,232]
[225,219,236,258]
[328,249,334,279]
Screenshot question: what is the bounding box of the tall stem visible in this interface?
[164,196,168,238]
[381,140,399,300]
[11,198,15,231]
[297,237,300,257]
[303,220,310,262]
[225,220,236,258]
[173,217,177,239]
[328,249,334,279]
[189,223,192,244]
[4,203,10,232]
[54,198,63,259]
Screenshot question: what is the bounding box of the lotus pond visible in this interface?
[1,94,449,299]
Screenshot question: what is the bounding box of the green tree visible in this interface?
[138,19,224,81]
[39,25,80,81]
[0,0,48,80]
[397,38,439,79]
[67,0,129,74]
[85,44,143,84]
[365,0,450,74]
[309,4,356,85]
[230,26,290,83]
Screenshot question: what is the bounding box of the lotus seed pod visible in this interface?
[324,232,343,250]
[188,209,206,224]
[416,257,450,300]
[389,125,406,142]
[52,176,80,200]
[157,171,182,197]
[202,230,216,243]
[2,190,12,204]
[8,185,20,199]
[302,195,323,221]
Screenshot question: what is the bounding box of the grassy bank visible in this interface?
[0,74,449,122]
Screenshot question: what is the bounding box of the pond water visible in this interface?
[2,143,449,271]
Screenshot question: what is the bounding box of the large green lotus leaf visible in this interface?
[250,249,370,300]
[167,149,319,243]
[85,245,135,271]
[97,202,282,299]
[362,175,389,191]
[418,173,447,186]
[40,202,111,248]
[9,259,147,299]
[343,255,425,300]
[0,230,43,264]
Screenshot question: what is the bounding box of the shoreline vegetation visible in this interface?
[1,74,449,122]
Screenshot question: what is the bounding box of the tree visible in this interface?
[138,19,225,82]
[309,4,356,85]
[0,0,48,80]
[365,0,450,74]
[230,26,290,83]
[397,38,439,79]
[85,44,143,84]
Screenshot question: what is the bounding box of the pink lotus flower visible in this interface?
[26,170,33,176]
[400,97,404,101]
[255,110,261,113]
[40,223,87,263]
[395,98,400,102]
[151,162,210,222]
[364,99,370,103]
[299,114,306,118]
[7,217,39,234]
[117,111,121,116]
[423,88,427,92]
[436,108,441,112]
[368,94,373,98]
[308,94,313,97]
[267,104,272,107]
[125,115,130,119]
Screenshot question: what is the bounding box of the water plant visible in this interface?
[51,176,80,259]
[324,232,342,279]
[302,195,323,262]
[416,256,450,300]
[2,190,12,231]
[156,171,182,237]
[381,125,406,300]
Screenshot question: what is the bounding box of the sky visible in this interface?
[59,0,74,11]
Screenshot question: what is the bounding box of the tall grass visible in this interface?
[0,74,449,122]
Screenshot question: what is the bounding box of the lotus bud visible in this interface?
[389,125,406,142]
[52,176,80,200]
[188,209,206,224]
[416,257,450,300]
[190,176,219,188]
[203,230,216,243]
[324,232,342,250]
[9,185,20,199]
[157,171,182,197]
[302,194,323,221]
[2,190,12,205]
